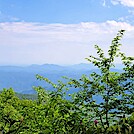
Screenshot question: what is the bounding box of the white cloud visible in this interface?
[101,0,110,8]
[0,21,134,65]
[111,0,134,7]
[102,0,106,7]
[128,9,134,15]
[111,0,120,5]
[0,11,20,22]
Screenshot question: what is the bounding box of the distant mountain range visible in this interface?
[0,63,123,94]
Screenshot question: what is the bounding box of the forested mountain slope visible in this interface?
[0,64,122,94]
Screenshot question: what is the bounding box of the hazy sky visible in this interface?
[0,0,134,65]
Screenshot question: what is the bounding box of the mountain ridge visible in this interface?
[0,63,123,94]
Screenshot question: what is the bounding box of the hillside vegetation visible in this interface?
[0,30,133,134]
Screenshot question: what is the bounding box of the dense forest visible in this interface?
[0,30,133,134]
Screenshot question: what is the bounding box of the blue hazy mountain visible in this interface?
[0,63,122,94]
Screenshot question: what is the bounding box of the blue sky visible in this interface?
[0,0,134,65]
[0,0,131,23]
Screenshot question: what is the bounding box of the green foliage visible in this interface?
[0,30,133,133]
[66,30,134,133]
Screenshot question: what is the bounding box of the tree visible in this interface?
[67,30,134,133]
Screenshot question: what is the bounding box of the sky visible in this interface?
[0,0,134,65]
